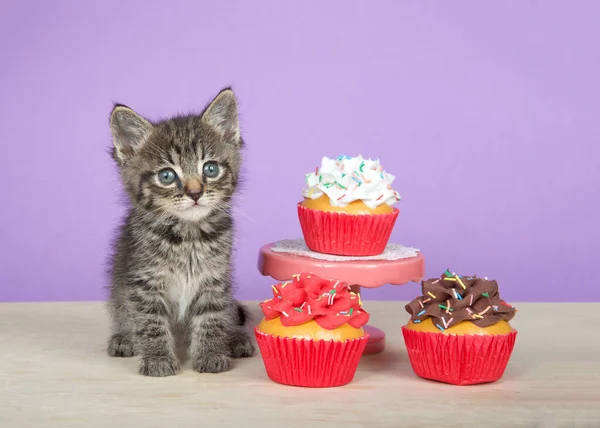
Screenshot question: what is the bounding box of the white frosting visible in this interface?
[302,155,401,208]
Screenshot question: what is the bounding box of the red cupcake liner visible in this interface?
[254,328,369,387]
[401,327,517,386]
[297,204,399,256]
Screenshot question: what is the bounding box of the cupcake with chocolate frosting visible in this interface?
[402,270,518,386]
[255,273,370,387]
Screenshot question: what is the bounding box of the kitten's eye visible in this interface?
[203,162,220,178]
[157,168,177,185]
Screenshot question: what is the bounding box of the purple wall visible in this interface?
[1,1,598,303]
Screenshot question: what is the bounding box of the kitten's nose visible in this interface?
[185,179,203,202]
[187,190,203,201]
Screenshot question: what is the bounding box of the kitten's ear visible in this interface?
[201,88,241,145]
[109,104,154,164]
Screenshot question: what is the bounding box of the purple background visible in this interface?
[1,1,599,303]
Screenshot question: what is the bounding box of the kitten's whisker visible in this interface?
[214,203,257,225]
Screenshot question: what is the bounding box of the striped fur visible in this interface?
[107,88,254,376]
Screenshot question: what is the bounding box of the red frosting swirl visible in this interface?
[259,273,370,330]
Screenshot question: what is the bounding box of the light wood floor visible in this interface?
[0,301,599,427]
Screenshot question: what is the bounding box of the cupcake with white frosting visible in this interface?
[298,155,400,256]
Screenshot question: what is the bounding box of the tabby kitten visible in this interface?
[107,88,254,377]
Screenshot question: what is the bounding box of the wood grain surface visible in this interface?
[1,301,598,427]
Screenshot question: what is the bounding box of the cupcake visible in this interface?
[401,270,517,386]
[298,155,400,256]
[254,273,370,387]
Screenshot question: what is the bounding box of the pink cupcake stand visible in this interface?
[257,242,426,355]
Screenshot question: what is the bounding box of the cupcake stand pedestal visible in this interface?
[257,242,426,355]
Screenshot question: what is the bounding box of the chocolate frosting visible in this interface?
[405,271,516,330]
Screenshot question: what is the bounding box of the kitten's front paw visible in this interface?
[230,334,255,358]
[108,334,136,357]
[193,354,232,373]
[139,356,180,377]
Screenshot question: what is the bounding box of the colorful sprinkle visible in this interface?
[301,302,306,308]
[319,175,322,183]
[329,289,336,294]
[376,194,384,201]
[277,295,282,299]
[493,305,499,311]
[292,274,301,280]
[413,319,421,323]
[307,305,312,315]
[446,318,454,327]
[482,292,489,297]
[294,307,302,313]
[470,294,474,306]
[418,310,426,316]
[315,166,319,175]
[500,301,512,308]
[349,308,354,315]
[478,306,491,316]
[443,277,457,282]
[281,311,289,317]
[423,298,431,303]
[444,270,453,277]
[442,307,454,313]
[435,324,445,332]
[418,299,424,308]
[271,285,278,293]
[427,291,436,299]
[359,161,365,172]
[281,281,290,288]
[472,314,483,319]
[337,194,346,201]
[455,275,467,290]
[335,181,347,190]
[432,279,440,284]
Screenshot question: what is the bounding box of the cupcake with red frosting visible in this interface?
[298,155,400,256]
[255,273,370,387]
[402,270,518,386]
